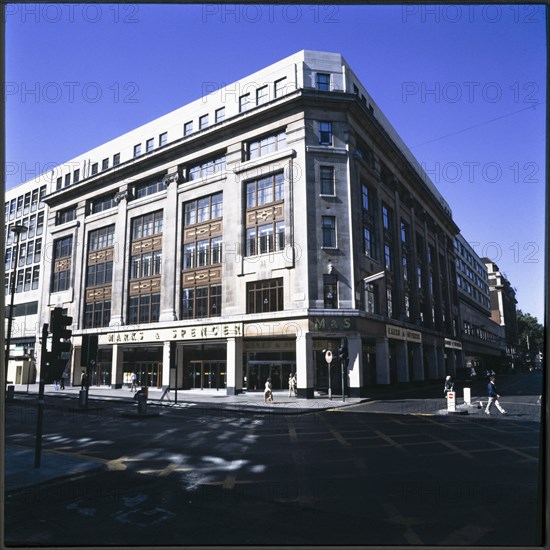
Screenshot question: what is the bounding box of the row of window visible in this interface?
[5,211,45,244]
[5,186,46,222]
[56,154,121,190]
[4,265,41,294]
[5,238,42,270]
[133,132,168,158]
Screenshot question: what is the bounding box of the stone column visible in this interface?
[412,343,424,381]
[436,346,446,379]
[111,344,124,389]
[226,337,243,395]
[159,171,179,322]
[162,341,173,391]
[109,188,130,328]
[376,337,390,384]
[347,334,363,397]
[296,332,314,398]
[396,340,409,383]
[425,343,438,379]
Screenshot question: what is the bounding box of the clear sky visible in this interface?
[4,3,547,321]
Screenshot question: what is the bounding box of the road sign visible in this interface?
[325,350,333,364]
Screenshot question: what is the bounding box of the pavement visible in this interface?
[3,381,531,493]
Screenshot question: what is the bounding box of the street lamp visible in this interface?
[5,223,28,387]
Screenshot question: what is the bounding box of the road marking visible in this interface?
[441,524,492,545]
[319,416,350,446]
[433,438,474,459]
[490,442,539,462]
[374,430,407,452]
[383,503,423,544]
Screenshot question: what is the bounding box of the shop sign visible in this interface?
[105,323,242,345]
[311,317,353,332]
[445,338,463,350]
[386,325,422,343]
[243,340,294,351]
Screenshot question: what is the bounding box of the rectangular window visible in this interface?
[321,216,336,248]
[32,265,40,289]
[90,193,116,214]
[31,189,39,211]
[188,154,226,181]
[102,158,109,170]
[239,93,251,112]
[88,225,115,251]
[363,227,373,258]
[131,211,163,240]
[215,107,225,123]
[402,256,409,281]
[57,207,76,225]
[323,274,338,308]
[184,193,223,226]
[247,131,286,160]
[56,177,62,190]
[133,144,142,157]
[51,236,73,292]
[146,138,154,153]
[181,285,222,319]
[64,174,71,187]
[184,121,193,136]
[387,287,393,318]
[274,77,286,98]
[113,153,120,166]
[135,178,168,199]
[401,221,408,242]
[256,85,268,105]
[365,283,376,314]
[318,121,333,145]
[245,173,284,208]
[91,163,99,175]
[320,166,335,195]
[316,73,331,91]
[74,169,80,183]
[384,244,392,270]
[382,204,391,230]
[199,114,209,130]
[23,193,31,215]
[159,132,167,147]
[246,278,283,314]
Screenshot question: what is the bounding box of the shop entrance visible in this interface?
[188,361,226,390]
[134,362,162,388]
[245,361,295,391]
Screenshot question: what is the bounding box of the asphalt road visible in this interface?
[4,373,544,546]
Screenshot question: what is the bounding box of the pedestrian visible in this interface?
[80,370,89,390]
[59,375,65,390]
[54,379,59,391]
[130,372,138,392]
[264,377,273,403]
[288,372,297,397]
[485,376,506,415]
[444,375,454,398]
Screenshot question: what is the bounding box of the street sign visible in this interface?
[325,350,333,364]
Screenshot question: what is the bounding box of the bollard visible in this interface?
[463,387,471,406]
[446,391,456,412]
[7,385,15,401]
[79,389,88,408]
[136,393,147,415]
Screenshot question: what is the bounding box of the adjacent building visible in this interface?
[5,50,515,395]
[3,180,48,383]
[483,258,519,371]
[455,235,506,374]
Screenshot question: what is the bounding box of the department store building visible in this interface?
[33,50,464,397]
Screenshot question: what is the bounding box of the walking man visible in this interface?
[485,376,506,415]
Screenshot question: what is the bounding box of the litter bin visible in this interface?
[79,389,88,408]
[7,385,15,401]
[136,393,147,415]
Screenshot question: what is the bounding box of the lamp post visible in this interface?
[5,223,28,387]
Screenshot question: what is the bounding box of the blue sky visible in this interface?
[4,3,547,321]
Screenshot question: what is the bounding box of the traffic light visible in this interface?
[48,308,72,382]
[338,337,349,366]
[81,334,99,367]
